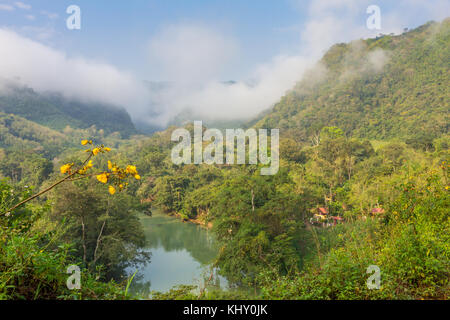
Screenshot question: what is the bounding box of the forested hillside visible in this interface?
[0,84,138,138]
[0,112,68,152]
[0,111,141,186]
[258,19,449,143]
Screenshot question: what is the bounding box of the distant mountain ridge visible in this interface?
[0,84,138,138]
[1,19,448,143]
[257,19,449,142]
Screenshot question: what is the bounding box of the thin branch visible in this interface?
[2,154,93,216]
[93,219,106,265]
[3,172,77,215]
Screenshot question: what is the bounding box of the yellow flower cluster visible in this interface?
[60,163,74,174]
[125,165,141,180]
[81,140,93,146]
[81,139,112,156]
[109,185,116,195]
[96,173,109,184]
[78,160,93,175]
[96,162,141,194]
[91,146,111,156]
[59,140,141,196]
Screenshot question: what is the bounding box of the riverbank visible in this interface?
[165,211,213,229]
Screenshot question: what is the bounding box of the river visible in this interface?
[127,211,227,296]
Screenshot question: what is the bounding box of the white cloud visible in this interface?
[40,10,58,20]
[140,1,376,125]
[299,0,372,57]
[14,1,31,10]
[148,54,317,124]
[19,25,58,41]
[0,28,152,121]
[24,14,35,21]
[368,49,389,72]
[0,0,448,128]
[144,23,317,124]
[148,24,238,83]
[380,0,450,34]
[0,4,14,11]
[143,0,449,126]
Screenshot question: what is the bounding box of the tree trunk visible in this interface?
[93,220,106,266]
[81,216,87,264]
[251,188,255,212]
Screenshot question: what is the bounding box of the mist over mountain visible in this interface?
[0,82,138,138]
[257,18,449,142]
[136,80,253,132]
[0,18,448,142]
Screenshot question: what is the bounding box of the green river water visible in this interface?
[128,211,228,295]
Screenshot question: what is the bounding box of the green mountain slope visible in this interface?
[258,19,449,142]
[0,85,138,138]
[0,112,71,157]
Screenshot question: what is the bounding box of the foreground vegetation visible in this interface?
[124,124,448,300]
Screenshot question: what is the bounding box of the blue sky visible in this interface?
[0,1,448,125]
[1,0,309,79]
[3,0,447,80]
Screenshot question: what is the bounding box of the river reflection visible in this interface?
[128,211,226,295]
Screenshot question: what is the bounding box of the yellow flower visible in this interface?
[126,165,138,175]
[108,161,113,170]
[134,174,141,180]
[81,140,89,146]
[104,147,111,152]
[60,164,72,174]
[108,185,116,195]
[86,160,93,168]
[92,148,100,156]
[96,173,108,184]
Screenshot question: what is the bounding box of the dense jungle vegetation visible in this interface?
[0,19,448,300]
